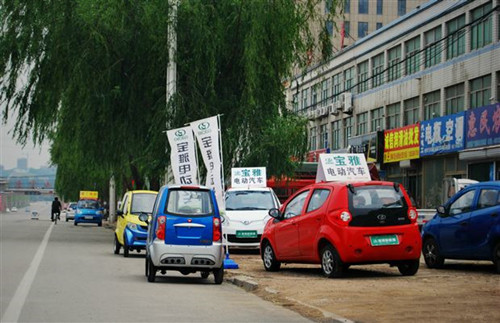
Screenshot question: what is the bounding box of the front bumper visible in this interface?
[74,214,103,224]
[124,226,148,248]
[222,223,265,249]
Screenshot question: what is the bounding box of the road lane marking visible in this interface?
[2,223,54,323]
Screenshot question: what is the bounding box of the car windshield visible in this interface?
[131,193,157,214]
[78,200,99,209]
[165,189,213,216]
[225,190,275,210]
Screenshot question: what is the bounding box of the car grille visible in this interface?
[227,234,261,243]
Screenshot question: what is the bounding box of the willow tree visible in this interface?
[1,0,340,197]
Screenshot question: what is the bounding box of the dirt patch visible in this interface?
[225,251,500,323]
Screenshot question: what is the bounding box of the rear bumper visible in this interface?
[338,225,422,264]
[149,240,224,269]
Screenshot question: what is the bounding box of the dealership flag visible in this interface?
[190,116,224,208]
[167,126,198,185]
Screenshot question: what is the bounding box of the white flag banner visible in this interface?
[167,126,198,185]
[190,116,224,208]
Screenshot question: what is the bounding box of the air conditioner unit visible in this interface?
[307,109,315,120]
[333,100,343,111]
[315,108,322,118]
[331,108,340,116]
[343,92,353,113]
[328,104,335,114]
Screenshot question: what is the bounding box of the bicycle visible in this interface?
[52,211,61,224]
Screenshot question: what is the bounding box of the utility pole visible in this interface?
[109,175,116,223]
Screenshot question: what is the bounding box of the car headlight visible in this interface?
[76,209,82,214]
[96,211,103,215]
[127,223,138,230]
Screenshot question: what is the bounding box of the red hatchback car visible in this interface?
[260,180,422,277]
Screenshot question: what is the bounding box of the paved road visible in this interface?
[1,202,310,322]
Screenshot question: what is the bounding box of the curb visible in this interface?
[227,275,258,291]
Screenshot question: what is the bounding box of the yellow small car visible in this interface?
[114,190,157,257]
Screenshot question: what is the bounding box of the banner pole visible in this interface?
[217,114,225,195]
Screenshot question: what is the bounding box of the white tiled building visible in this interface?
[287,0,499,208]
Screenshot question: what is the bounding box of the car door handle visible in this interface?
[460,221,468,226]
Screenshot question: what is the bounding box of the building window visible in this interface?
[388,45,401,82]
[470,75,491,109]
[344,67,354,93]
[358,22,368,38]
[404,97,419,125]
[372,53,384,88]
[311,84,318,108]
[326,20,334,36]
[471,2,492,51]
[292,94,299,113]
[310,126,317,150]
[344,0,350,14]
[343,117,353,147]
[371,107,384,132]
[325,0,333,13]
[301,88,308,110]
[332,73,342,102]
[405,36,420,75]
[386,103,401,129]
[321,79,329,107]
[345,21,351,37]
[357,60,369,93]
[377,0,383,15]
[397,0,406,16]
[445,83,464,115]
[320,124,328,149]
[376,22,383,30]
[331,120,341,150]
[424,90,441,120]
[446,14,466,60]
[425,26,442,68]
[358,0,368,14]
[357,112,368,135]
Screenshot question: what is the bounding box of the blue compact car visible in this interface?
[421,181,500,273]
[74,199,103,226]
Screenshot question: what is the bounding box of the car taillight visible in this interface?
[156,216,166,240]
[213,217,221,242]
[339,210,352,225]
[408,208,417,223]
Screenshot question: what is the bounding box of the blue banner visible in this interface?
[465,104,500,148]
[419,112,465,156]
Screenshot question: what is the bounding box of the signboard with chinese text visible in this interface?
[420,112,465,156]
[167,126,198,185]
[316,154,371,183]
[383,124,420,163]
[231,167,267,188]
[80,191,98,200]
[465,104,500,148]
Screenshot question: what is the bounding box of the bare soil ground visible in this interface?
[225,251,500,323]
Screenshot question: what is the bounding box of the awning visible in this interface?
[459,144,500,161]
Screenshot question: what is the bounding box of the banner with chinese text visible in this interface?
[231,167,267,188]
[316,154,371,182]
[383,124,420,163]
[420,112,465,156]
[167,126,198,185]
[465,104,500,148]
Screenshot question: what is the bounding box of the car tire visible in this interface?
[123,235,129,258]
[397,259,420,276]
[213,265,224,285]
[423,237,444,269]
[147,257,156,282]
[493,242,500,274]
[200,271,210,279]
[320,244,344,278]
[113,234,121,255]
[98,221,102,227]
[262,242,281,272]
[145,256,149,277]
[74,222,77,226]
[66,217,68,222]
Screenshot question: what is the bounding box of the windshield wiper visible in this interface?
[382,201,402,207]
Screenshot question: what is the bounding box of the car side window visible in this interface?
[121,195,129,213]
[284,191,309,219]
[478,189,499,209]
[449,190,475,215]
[306,189,330,213]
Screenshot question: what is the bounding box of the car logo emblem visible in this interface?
[198,122,210,130]
[175,129,186,137]
[377,214,387,221]
[243,220,250,225]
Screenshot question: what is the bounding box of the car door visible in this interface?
[438,189,476,257]
[297,188,331,259]
[467,187,500,259]
[116,193,130,244]
[273,190,309,259]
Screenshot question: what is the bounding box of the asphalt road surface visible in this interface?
[1,202,310,323]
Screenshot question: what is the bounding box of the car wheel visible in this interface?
[98,221,102,227]
[397,259,420,276]
[113,234,121,255]
[200,271,210,279]
[147,257,156,282]
[123,235,129,258]
[423,237,444,269]
[262,242,281,272]
[493,242,500,274]
[213,265,224,285]
[74,221,77,226]
[66,217,68,222]
[320,244,344,278]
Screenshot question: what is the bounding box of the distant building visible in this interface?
[17,158,28,170]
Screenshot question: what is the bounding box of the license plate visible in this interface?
[84,216,94,220]
[236,230,258,238]
[370,234,399,246]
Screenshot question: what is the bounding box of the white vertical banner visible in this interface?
[167,126,198,185]
[190,116,224,208]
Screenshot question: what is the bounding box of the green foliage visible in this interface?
[1,0,338,197]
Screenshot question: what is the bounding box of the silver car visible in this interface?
[65,202,77,221]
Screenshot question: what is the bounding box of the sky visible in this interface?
[0,112,52,170]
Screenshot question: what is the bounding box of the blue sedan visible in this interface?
[74,199,103,226]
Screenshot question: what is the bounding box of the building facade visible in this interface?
[288,0,500,208]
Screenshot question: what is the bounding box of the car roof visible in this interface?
[310,180,399,188]
[129,190,158,194]
[226,187,273,192]
[465,181,500,188]
[161,184,211,190]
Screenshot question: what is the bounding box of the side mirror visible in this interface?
[436,205,446,215]
[268,208,281,219]
[117,201,122,210]
[138,213,149,224]
[116,210,124,217]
